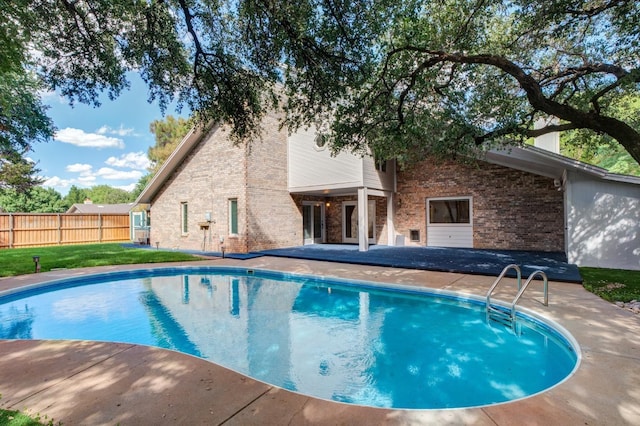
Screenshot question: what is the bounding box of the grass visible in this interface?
[0,408,43,426]
[0,243,205,277]
[579,267,640,302]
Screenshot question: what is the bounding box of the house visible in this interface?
[66,200,135,214]
[66,200,148,243]
[135,112,640,271]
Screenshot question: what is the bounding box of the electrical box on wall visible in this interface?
[205,212,212,222]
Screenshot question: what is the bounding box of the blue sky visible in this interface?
[33,74,185,196]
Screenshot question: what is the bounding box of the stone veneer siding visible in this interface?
[150,112,300,253]
[395,158,565,252]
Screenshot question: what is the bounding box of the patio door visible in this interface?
[303,202,325,245]
[342,200,376,244]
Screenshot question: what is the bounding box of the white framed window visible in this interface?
[180,202,188,235]
[427,197,472,225]
[229,198,238,235]
[426,196,473,248]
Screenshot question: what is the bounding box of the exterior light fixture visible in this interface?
[32,256,41,273]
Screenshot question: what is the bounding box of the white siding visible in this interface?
[427,225,473,248]
[362,156,396,192]
[288,128,363,191]
[566,171,640,270]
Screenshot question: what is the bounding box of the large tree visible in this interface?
[3,0,640,167]
[0,186,66,213]
[148,115,192,173]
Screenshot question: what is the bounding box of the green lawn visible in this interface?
[0,398,58,426]
[0,243,204,277]
[579,267,640,302]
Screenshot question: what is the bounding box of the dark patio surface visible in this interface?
[256,244,583,283]
[126,243,582,283]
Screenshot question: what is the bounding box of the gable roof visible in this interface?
[66,203,135,214]
[134,120,640,207]
[135,124,215,205]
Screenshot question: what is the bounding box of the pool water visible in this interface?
[0,267,579,409]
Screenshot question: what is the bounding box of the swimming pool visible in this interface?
[0,267,579,410]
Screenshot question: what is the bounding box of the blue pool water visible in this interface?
[0,267,579,409]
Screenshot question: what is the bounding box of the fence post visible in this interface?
[58,214,62,245]
[9,213,14,249]
[99,214,103,242]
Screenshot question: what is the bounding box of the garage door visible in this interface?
[426,197,473,248]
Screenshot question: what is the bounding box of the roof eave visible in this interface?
[135,123,216,205]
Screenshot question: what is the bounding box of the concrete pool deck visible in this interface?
[0,256,638,425]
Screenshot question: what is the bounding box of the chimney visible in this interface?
[533,117,560,154]
[84,198,93,204]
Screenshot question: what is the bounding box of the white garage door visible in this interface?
[426,197,473,248]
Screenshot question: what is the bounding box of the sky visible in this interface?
[33,74,185,196]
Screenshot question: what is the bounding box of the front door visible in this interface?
[303,202,325,244]
[342,200,376,244]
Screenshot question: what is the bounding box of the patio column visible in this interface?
[357,187,369,252]
[386,191,395,246]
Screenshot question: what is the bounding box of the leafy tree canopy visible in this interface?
[62,185,90,209]
[85,185,134,204]
[3,0,640,168]
[0,186,66,213]
[148,115,192,173]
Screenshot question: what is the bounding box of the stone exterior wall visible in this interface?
[395,158,565,252]
[150,112,300,253]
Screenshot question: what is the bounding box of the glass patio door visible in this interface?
[342,200,375,244]
[303,202,325,244]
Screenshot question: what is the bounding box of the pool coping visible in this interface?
[0,257,638,425]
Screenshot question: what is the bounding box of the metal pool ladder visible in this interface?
[486,264,549,330]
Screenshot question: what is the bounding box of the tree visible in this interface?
[62,185,90,209]
[86,185,133,204]
[148,115,191,173]
[3,0,640,168]
[0,154,43,192]
[1,1,54,190]
[0,186,66,213]
[561,93,640,176]
[131,173,154,200]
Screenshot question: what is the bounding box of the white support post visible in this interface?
[357,187,369,252]
[386,192,395,246]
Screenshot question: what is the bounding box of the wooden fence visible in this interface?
[0,213,131,249]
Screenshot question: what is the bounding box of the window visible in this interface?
[180,202,188,234]
[375,155,387,173]
[229,198,238,234]
[314,134,327,150]
[428,198,471,224]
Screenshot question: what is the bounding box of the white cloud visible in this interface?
[55,127,125,149]
[114,183,137,192]
[96,167,143,180]
[43,176,73,190]
[66,163,93,174]
[105,152,150,170]
[97,125,135,137]
[77,175,97,185]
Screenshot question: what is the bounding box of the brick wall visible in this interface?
[244,112,301,251]
[150,112,300,254]
[395,158,565,251]
[150,125,248,252]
